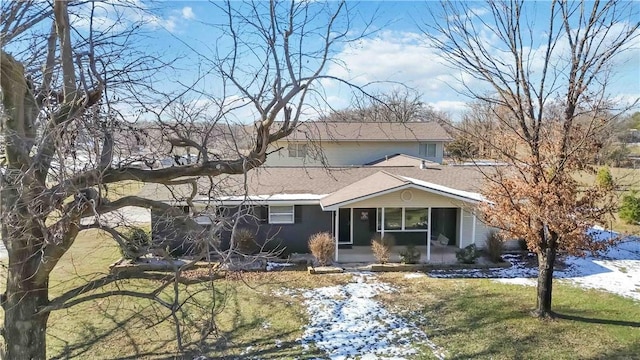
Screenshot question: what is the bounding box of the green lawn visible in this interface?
[575,167,640,235]
[377,273,640,360]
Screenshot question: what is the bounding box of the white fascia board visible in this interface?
[400,176,486,202]
[215,194,326,206]
[321,184,409,211]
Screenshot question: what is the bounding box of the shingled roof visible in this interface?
[139,165,486,204]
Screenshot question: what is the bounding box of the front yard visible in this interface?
[1,229,639,359]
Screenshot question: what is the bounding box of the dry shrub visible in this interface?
[233,228,258,254]
[371,233,395,264]
[308,232,335,266]
[485,230,504,263]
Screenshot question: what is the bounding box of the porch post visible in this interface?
[350,208,354,244]
[381,207,385,240]
[334,209,339,262]
[427,207,431,262]
[471,213,477,246]
[459,208,464,249]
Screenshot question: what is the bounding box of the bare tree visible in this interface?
[322,88,445,122]
[0,0,357,358]
[424,0,639,318]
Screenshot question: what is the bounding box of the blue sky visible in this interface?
[60,1,640,121]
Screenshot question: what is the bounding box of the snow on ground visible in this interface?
[266,262,295,271]
[404,272,427,279]
[279,273,445,360]
[430,228,640,301]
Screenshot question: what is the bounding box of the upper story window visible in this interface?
[288,143,307,158]
[269,205,295,224]
[419,143,437,157]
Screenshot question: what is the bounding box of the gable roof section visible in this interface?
[283,121,452,142]
[320,171,410,208]
[320,171,484,210]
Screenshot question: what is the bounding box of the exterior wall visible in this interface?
[458,210,494,249]
[265,140,445,166]
[346,188,466,209]
[151,208,204,255]
[221,205,333,254]
[151,205,333,255]
[474,220,493,249]
[460,209,475,248]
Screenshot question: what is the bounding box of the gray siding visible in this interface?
[265,141,445,166]
[151,205,334,256]
[151,208,207,256]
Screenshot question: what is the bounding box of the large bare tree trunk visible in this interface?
[534,246,557,318]
[3,241,50,359]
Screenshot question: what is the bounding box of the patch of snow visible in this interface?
[404,272,427,279]
[430,228,640,301]
[493,278,537,286]
[288,273,445,360]
[266,262,295,271]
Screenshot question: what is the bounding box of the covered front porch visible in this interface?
[319,171,483,264]
[332,206,471,263]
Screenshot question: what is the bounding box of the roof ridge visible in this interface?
[378,170,412,184]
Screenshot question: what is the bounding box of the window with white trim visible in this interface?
[377,207,429,231]
[288,143,307,158]
[419,143,437,157]
[268,205,295,224]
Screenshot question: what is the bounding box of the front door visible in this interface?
[353,208,377,246]
[338,208,351,243]
[431,208,458,246]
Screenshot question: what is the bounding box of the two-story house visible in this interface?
[266,121,450,166]
[150,121,494,262]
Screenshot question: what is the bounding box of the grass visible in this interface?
[574,167,640,235]
[377,273,640,360]
[104,180,144,201]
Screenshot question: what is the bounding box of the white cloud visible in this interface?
[328,31,464,94]
[182,6,195,20]
[428,100,469,119]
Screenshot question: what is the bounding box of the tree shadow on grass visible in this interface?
[587,341,640,360]
[51,310,317,360]
[554,312,640,328]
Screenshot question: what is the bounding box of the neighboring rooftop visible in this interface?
[367,154,440,167]
[283,121,452,142]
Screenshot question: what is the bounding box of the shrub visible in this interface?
[371,233,395,264]
[484,230,504,263]
[308,232,335,266]
[456,244,480,264]
[596,167,614,189]
[121,227,151,260]
[233,228,258,254]
[399,244,421,264]
[619,191,640,224]
[517,238,529,251]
